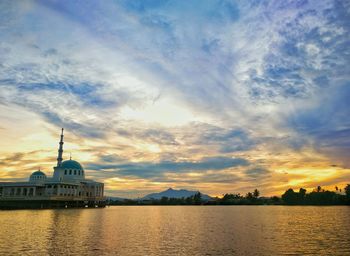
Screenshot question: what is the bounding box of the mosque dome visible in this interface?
[29,170,47,182]
[59,159,85,180]
[61,160,84,170]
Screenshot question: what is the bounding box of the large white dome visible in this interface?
[55,159,85,181]
[60,160,84,170]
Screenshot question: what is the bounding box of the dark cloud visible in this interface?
[41,111,106,139]
[120,0,240,23]
[186,123,257,153]
[245,167,270,178]
[142,129,179,145]
[87,156,249,179]
[149,172,241,184]
[11,81,117,109]
[117,128,179,146]
[288,84,350,166]
[99,154,125,163]
[0,152,25,164]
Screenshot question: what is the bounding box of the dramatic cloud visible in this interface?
[0,0,349,197]
[88,156,249,178]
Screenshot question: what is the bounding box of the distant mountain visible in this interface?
[142,188,212,201]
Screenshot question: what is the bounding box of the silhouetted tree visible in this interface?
[110,185,350,206]
[160,196,169,205]
[185,196,193,205]
[270,196,281,204]
[180,197,185,205]
[345,184,350,202]
[220,193,243,205]
[282,188,299,205]
[253,189,260,198]
[298,188,306,203]
[306,190,337,205]
[246,192,254,202]
[193,192,202,205]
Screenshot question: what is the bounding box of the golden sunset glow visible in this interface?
[0,0,349,199]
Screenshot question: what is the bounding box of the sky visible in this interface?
[0,0,349,198]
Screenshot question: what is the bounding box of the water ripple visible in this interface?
[0,206,349,255]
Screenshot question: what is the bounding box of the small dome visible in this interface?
[61,160,83,170]
[32,171,46,176]
[29,170,47,182]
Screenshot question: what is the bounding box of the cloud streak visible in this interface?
[88,156,249,179]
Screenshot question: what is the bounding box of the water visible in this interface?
[0,206,349,255]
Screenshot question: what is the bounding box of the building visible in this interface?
[0,129,105,209]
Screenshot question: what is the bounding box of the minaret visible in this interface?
[56,128,64,167]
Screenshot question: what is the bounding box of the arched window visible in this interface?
[78,170,81,175]
[64,170,67,175]
[69,170,72,175]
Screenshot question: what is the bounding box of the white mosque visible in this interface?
[0,129,105,209]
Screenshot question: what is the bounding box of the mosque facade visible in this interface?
[0,129,105,209]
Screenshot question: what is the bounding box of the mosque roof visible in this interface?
[30,170,46,176]
[60,160,84,170]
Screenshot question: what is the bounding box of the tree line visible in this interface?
[281,185,350,205]
[109,192,204,206]
[108,184,350,206]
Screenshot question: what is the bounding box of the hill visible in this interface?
[142,188,212,201]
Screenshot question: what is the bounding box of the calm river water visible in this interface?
[0,206,349,255]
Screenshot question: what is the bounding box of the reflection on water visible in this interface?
[0,206,349,255]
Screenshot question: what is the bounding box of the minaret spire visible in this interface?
[57,128,64,166]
